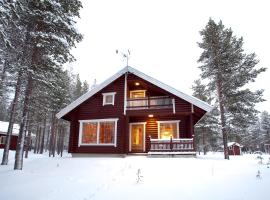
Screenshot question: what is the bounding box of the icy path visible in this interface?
[0,150,269,200]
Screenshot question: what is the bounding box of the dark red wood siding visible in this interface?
[67,75,126,154]
[228,145,241,155]
[0,133,17,150]
[62,72,206,154]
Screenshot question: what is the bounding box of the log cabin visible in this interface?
[56,66,213,156]
[228,142,243,156]
[0,121,19,150]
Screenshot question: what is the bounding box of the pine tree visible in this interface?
[198,19,266,159]
[192,79,220,154]
[12,0,83,170]
[260,111,270,147]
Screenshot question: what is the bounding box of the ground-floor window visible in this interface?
[0,136,6,145]
[157,120,180,139]
[79,118,118,147]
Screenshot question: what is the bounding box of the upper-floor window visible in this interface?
[130,90,146,98]
[102,92,116,106]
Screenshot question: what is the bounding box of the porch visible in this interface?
[146,137,196,155]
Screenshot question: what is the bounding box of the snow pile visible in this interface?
[0,150,269,200]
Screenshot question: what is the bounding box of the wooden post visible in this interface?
[170,135,173,151]
[190,114,195,152]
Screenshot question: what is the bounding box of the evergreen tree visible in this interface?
[11,0,83,170]
[198,19,266,159]
[192,79,220,154]
[260,111,270,146]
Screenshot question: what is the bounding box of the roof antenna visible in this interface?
[116,49,131,67]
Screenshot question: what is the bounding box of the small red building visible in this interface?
[0,121,19,150]
[56,66,212,156]
[228,142,243,156]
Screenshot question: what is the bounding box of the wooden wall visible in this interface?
[0,133,17,150]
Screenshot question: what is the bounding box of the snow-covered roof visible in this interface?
[0,121,19,136]
[56,66,213,119]
[227,142,243,148]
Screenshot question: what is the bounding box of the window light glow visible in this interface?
[148,114,154,118]
[135,82,140,86]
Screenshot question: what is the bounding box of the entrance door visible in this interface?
[129,123,145,152]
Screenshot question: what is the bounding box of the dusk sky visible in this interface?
[71,0,269,111]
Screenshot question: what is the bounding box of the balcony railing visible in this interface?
[126,96,173,110]
[147,137,195,154]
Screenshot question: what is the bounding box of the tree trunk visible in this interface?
[0,59,8,98]
[49,113,56,157]
[34,125,39,154]
[1,70,22,165]
[40,117,46,154]
[216,78,229,160]
[25,119,32,158]
[60,126,65,157]
[37,126,42,154]
[203,131,207,155]
[52,119,58,157]
[14,74,33,170]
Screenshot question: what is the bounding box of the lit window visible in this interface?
[79,119,118,146]
[102,92,116,106]
[0,136,6,145]
[157,121,180,139]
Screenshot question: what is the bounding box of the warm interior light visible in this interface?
[148,114,154,118]
[135,82,140,86]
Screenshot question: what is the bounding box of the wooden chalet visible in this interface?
[228,142,243,156]
[0,121,19,150]
[56,66,212,156]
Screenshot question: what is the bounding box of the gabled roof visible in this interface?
[228,142,243,148]
[56,66,213,119]
[0,121,19,136]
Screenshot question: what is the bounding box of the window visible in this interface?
[79,118,118,146]
[0,136,6,145]
[157,120,180,139]
[130,90,146,98]
[229,146,233,150]
[102,92,116,106]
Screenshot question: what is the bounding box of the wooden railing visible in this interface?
[126,96,173,110]
[147,137,195,152]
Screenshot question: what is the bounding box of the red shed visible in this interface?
[228,142,243,156]
[56,66,212,156]
[0,121,19,150]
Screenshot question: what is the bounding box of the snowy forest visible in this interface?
[193,19,269,157]
[0,0,87,169]
[0,0,270,171]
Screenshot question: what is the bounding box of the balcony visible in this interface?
[126,96,174,110]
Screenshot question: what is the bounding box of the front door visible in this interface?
[129,123,145,152]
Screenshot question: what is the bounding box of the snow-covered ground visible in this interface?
[0,150,269,200]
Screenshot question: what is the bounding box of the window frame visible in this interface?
[130,90,146,98]
[78,118,118,147]
[0,136,6,145]
[102,92,116,106]
[157,120,180,139]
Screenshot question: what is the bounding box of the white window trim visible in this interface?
[0,136,6,145]
[129,122,146,152]
[130,90,146,98]
[78,118,118,147]
[102,92,116,106]
[157,120,180,139]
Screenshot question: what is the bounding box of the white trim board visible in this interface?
[56,66,213,119]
